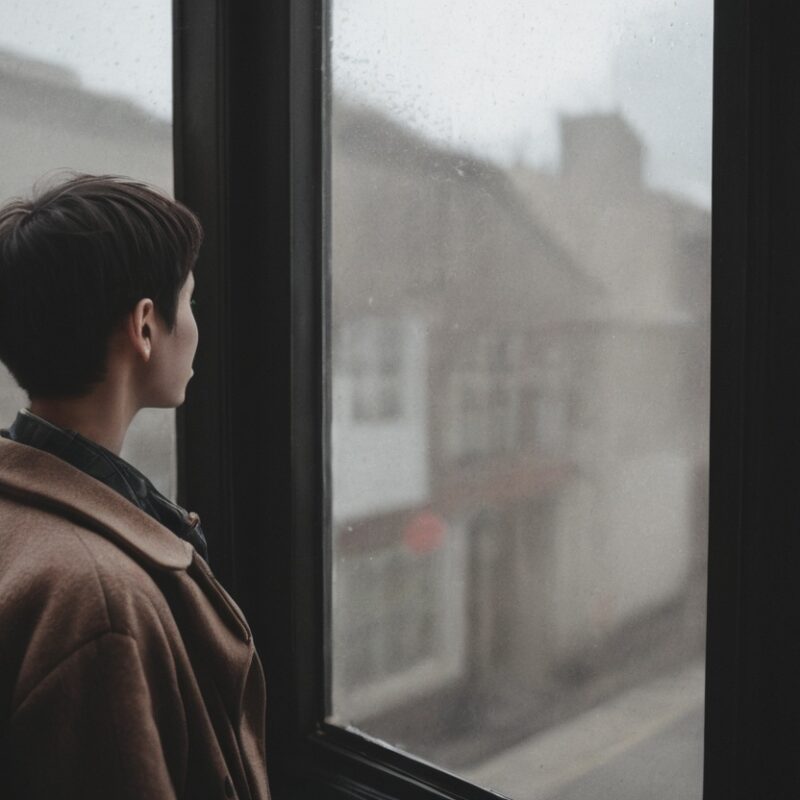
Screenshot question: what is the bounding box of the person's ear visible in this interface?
[127,298,155,362]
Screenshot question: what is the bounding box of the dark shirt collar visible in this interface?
[0,409,208,563]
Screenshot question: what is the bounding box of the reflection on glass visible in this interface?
[329,1,711,798]
[0,2,175,497]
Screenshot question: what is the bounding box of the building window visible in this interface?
[341,317,405,423]
[331,514,465,723]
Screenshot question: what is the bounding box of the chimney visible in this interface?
[560,112,644,196]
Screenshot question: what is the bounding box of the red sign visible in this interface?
[403,511,446,554]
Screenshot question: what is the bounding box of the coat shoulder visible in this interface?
[0,491,173,613]
[0,493,180,712]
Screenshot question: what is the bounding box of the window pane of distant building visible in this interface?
[0,2,176,498]
[328,2,711,798]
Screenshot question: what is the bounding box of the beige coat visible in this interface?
[0,437,270,799]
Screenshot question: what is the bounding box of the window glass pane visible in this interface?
[328,1,711,797]
[0,2,176,497]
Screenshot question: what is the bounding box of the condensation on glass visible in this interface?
[328,2,711,798]
[0,2,176,497]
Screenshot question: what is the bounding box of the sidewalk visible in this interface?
[460,660,705,800]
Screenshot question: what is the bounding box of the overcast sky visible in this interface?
[333,0,713,205]
[1,0,712,205]
[0,0,172,118]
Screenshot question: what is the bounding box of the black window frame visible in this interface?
[173,1,800,798]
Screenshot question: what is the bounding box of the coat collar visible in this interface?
[2,409,209,562]
[0,436,192,571]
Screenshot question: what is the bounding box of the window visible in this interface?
[332,520,462,720]
[329,2,710,797]
[337,317,407,423]
[446,332,529,461]
[175,1,800,799]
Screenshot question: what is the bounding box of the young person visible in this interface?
[0,174,269,799]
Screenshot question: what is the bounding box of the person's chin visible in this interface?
[162,385,189,409]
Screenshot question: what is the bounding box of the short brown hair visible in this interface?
[0,173,203,398]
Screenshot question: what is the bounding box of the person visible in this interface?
[0,174,269,799]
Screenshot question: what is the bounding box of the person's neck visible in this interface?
[28,378,140,456]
